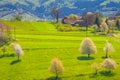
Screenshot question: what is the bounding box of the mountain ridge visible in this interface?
[0,0,120,21]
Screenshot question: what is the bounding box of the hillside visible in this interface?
[2,21,57,34]
[0,21,120,80]
[0,0,120,20]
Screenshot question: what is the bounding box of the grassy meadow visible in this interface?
[0,21,120,80]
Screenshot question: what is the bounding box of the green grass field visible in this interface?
[0,21,120,80]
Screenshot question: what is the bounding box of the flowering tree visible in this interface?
[49,58,64,79]
[10,43,24,60]
[92,62,100,75]
[101,58,116,73]
[79,38,97,58]
[100,20,108,33]
[0,22,11,47]
[104,41,114,58]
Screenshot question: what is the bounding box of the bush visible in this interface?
[108,21,116,33]
[57,24,72,32]
[92,25,98,33]
[71,27,79,31]
[0,36,8,47]
[57,23,79,32]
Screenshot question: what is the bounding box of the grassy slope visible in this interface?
[0,21,120,80]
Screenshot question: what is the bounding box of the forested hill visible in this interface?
[0,0,120,21]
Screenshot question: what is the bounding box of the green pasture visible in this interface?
[0,21,120,80]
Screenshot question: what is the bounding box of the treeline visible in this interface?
[56,13,120,34]
[50,8,120,34]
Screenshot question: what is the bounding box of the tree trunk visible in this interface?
[95,70,98,75]
[112,27,114,33]
[107,29,110,34]
[105,52,108,58]
[55,74,58,80]
[98,25,100,30]
[108,69,111,73]
[14,27,16,39]
[55,67,59,80]
[97,24,100,32]
[88,54,90,58]
[107,25,110,34]
[18,56,20,61]
[118,25,120,30]
[56,12,59,23]
[86,26,88,37]
[3,51,5,56]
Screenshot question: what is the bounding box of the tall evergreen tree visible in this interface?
[95,16,102,31]
[116,19,120,30]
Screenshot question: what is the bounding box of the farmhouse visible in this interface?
[62,13,95,26]
[62,16,85,26]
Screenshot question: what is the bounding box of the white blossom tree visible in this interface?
[49,58,64,79]
[100,20,108,33]
[92,62,100,75]
[10,43,24,60]
[101,58,116,73]
[104,41,114,58]
[79,38,97,58]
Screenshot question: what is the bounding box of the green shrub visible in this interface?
[57,23,79,32]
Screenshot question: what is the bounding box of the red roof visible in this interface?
[63,19,77,24]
